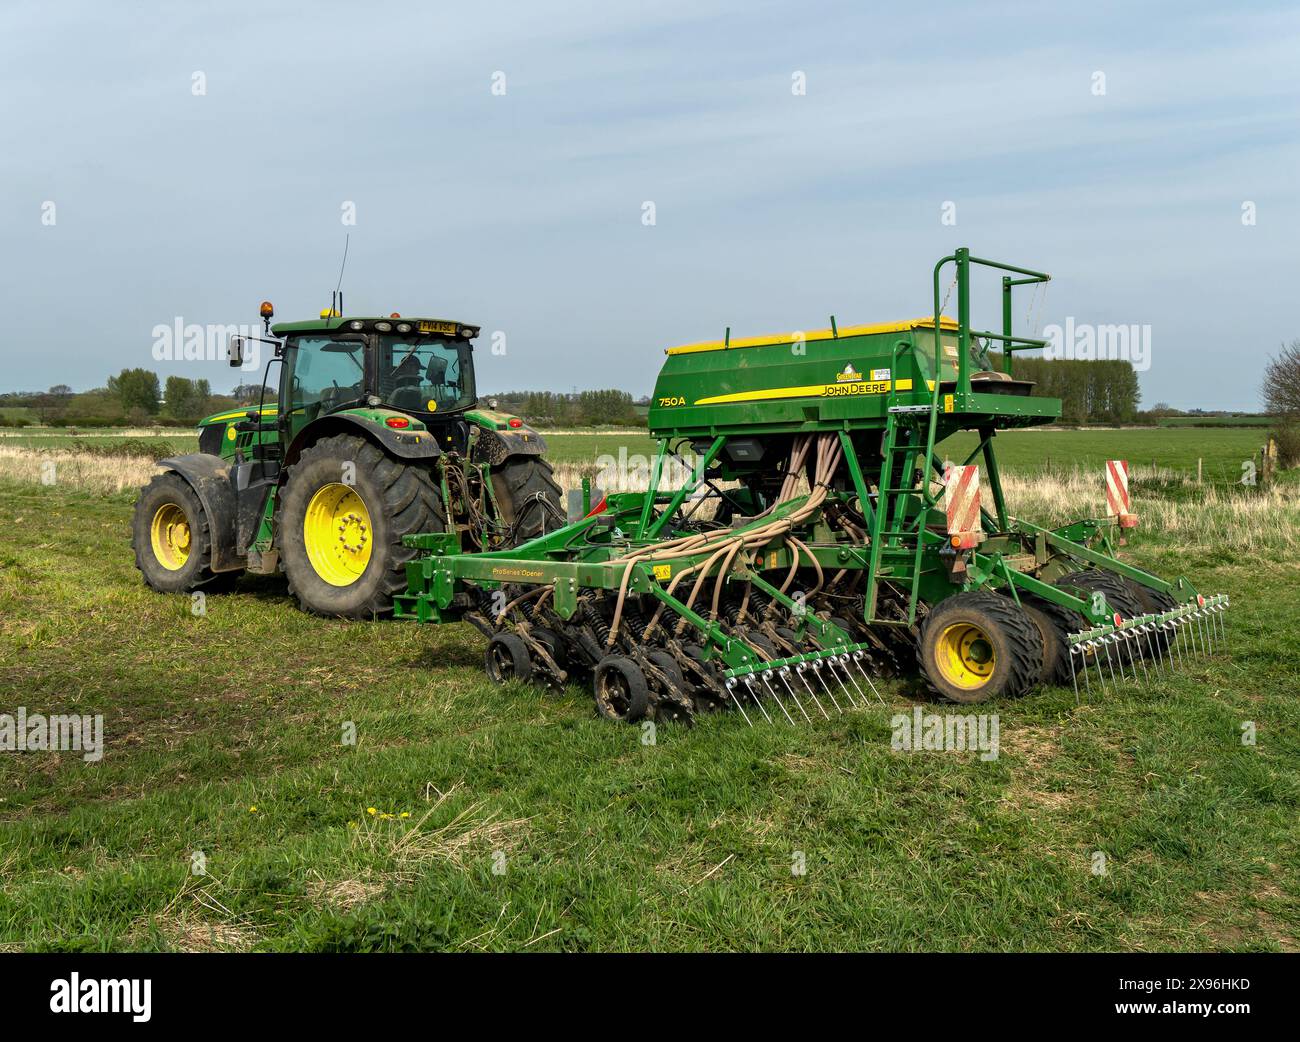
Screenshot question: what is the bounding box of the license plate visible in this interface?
[418,320,457,335]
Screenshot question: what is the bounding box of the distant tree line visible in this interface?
[997,354,1141,424]
[482,389,643,427]
[0,371,239,427]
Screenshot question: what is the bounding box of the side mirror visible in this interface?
[228,336,245,367]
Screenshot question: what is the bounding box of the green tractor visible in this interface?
[132,302,563,617]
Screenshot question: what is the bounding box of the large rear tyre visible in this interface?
[279,434,445,618]
[491,457,564,547]
[919,591,1044,703]
[132,472,236,593]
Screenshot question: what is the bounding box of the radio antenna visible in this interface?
[333,234,350,316]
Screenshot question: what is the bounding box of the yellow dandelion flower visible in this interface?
[367,807,377,815]
[249,806,257,813]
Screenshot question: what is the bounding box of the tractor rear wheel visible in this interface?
[132,472,235,593]
[278,434,445,618]
[919,591,1044,703]
[491,457,564,547]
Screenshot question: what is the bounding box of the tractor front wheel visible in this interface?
[132,472,235,593]
[919,591,1044,703]
[279,434,445,618]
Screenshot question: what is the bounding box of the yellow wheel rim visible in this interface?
[303,483,373,587]
[935,622,997,690]
[150,503,192,571]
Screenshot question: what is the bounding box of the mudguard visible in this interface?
[471,426,548,466]
[282,413,443,467]
[157,453,244,572]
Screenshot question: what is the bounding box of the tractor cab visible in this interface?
[207,311,481,461]
[270,313,479,451]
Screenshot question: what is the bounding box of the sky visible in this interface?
[2,0,1297,410]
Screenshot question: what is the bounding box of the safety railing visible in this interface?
[932,247,1052,389]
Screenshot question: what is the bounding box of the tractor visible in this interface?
[392,248,1227,722]
[132,302,563,617]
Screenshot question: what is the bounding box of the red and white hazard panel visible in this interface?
[1106,459,1139,528]
[943,465,985,549]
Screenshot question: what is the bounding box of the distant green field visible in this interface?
[1157,416,1273,428]
[2,425,1272,489]
[943,428,1268,485]
[545,427,1267,487]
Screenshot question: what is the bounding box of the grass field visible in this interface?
[0,427,1297,951]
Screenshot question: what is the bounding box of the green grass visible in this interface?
[1156,416,1273,428]
[0,460,1297,951]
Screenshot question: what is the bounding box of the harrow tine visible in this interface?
[1149,626,1170,675]
[1130,630,1148,684]
[799,663,841,713]
[826,657,860,708]
[1203,609,1217,653]
[743,677,774,724]
[852,652,885,704]
[725,679,753,727]
[1116,631,1134,682]
[836,655,868,706]
[810,659,830,696]
[1172,618,1187,670]
[1145,624,1166,676]
[766,671,808,723]
[783,666,828,719]
[1068,644,1080,702]
[1086,641,1105,697]
[1073,644,1089,701]
[1103,635,1121,690]
[1217,603,1228,647]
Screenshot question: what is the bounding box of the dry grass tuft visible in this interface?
[141,913,258,952]
[307,871,387,912]
[350,784,531,876]
[0,446,162,495]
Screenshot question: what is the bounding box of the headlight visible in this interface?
[349,320,364,331]
[396,323,411,333]
[375,321,392,332]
